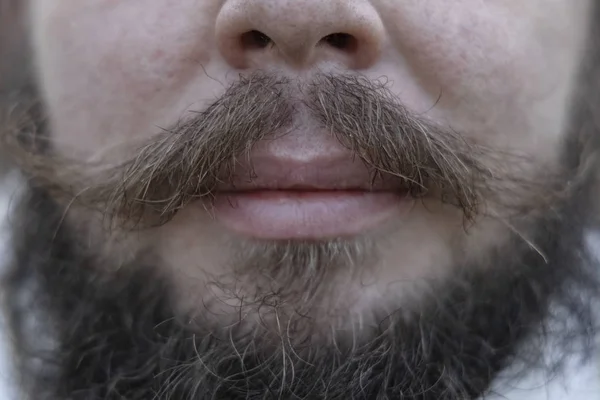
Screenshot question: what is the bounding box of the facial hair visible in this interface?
[4,173,598,400]
[2,69,599,399]
[4,73,563,230]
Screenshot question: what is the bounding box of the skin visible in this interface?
[26,0,594,322]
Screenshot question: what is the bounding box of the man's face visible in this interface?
[5,0,599,398]
[28,0,594,320]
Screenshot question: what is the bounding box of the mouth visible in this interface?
[211,153,411,240]
[213,190,407,239]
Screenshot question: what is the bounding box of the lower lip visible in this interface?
[212,190,408,239]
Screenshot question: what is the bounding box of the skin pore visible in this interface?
[1,0,600,399]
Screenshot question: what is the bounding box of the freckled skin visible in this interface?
[28,0,593,316]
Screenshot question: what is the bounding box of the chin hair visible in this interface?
[3,177,598,400]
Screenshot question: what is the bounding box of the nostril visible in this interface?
[240,30,273,50]
[239,29,361,56]
[321,33,358,52]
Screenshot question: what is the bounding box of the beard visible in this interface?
[1,70,600,399]
[4,172,598,400]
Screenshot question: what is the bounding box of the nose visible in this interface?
[215,0,384,70]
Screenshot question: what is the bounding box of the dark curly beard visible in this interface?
[2,172,597,400]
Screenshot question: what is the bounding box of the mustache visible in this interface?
[4,72,555,228]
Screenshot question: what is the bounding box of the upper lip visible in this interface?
[216,155,404,192]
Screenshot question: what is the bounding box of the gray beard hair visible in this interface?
[2,54,600,400]
[3,179,599,400]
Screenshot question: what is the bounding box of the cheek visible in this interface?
[387,7,527,108]
[30,0,214,151]
[379,0,590,158]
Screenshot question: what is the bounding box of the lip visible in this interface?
[217,154,405,192]
[213,189,406,239]
[210,149,410,239]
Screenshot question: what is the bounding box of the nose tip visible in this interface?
[216,0,384,69]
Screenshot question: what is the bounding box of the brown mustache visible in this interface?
[4,72,554,229]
